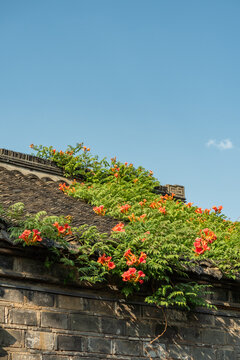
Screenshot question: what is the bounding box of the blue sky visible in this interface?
[0,1,240,220]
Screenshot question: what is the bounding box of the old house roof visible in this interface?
[0,149,185,234]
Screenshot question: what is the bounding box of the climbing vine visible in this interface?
[1,143,239,310]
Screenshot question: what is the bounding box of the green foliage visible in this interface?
[2,143,239,310]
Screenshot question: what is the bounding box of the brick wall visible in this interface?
[0,244,240,360]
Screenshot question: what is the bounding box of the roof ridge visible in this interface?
[0,148,63,176]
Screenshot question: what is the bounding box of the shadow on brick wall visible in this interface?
[0,326,17,358]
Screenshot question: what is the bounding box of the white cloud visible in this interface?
[206,139,233,150]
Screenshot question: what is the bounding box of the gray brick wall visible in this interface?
[0,251,239,359]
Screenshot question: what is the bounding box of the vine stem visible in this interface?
[150,307,168,344]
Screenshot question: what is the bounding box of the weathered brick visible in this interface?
[70,313,100,332]
[85,298,115,316]
[192,346,216,360]
[115,302,141,319]
[57,334,83,351]
[25,291,55,307]
[202,329,226,345]
[87,337,112,353]
[0,307,4,323]
[41,311,68,329]
[210,288,229,302]
[229,290,240,304]
[11,354,42,360]
[167,344,193,360]
[9,309,38,326]
[0,328,23,347]
[126,319,152,338]
[15,257,48,276]
[0,254,14,269]
[42,356,69,360]
[142,304,163,319]
[187,312,215,326]
[226,330,240,346]
[143,342,167,359]
[58,294,84,310]
[178,327,202,344]
[102,317,125,336]
[154,324,179,342]
[166,308,188,322]
[25,331,55,350]
[0,287,23,303]
[113,339,142,356]
[217,349,236,360]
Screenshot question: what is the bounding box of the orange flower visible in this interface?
[53,222,72,236]
[138,214,147,222]
[87,148,90,151]
[93,205,106,216]
[158,206,166,214]
[97,254,115,270]
[133,178,138,183]
[186,202,193,208]
[139,199,147,207]
[128,213,136,222]
[212,206,223,214]
[19,229,42,245]
[112,223,125,232]
[120,204,131,214]
[59,183,70,192]
[121,268,145,284]
[124,249,147,266]
[29,144,34,148]
[149,201,158,209]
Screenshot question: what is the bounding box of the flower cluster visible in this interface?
[158,206,166,214]
[121,268,145,284]
[19,229,42,245]
[59,183,70,192]
[193,228,217,255]
[124,249,147,266]
[120,204,131,214]
[97,254,115,270]
[53,222,72,236]
[112,223,125,232]
[212,205,223,213]
[93,205,106,216]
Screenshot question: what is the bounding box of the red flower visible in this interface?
[120,204,131,214]
[112,223,125,232]
[59,183,70,192]
[158,206,166,214]
[97,254,115,270]
[213,206,223,214]
[193,238,210,255]
[53,222,72,236]
[93,205,106,216]
[195,208,202,214]
[121,267,145,284]
[19,229,42,245]
[124,249,147,266]
[149,202,158,209]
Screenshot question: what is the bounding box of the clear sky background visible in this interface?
[0,1,240,220]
